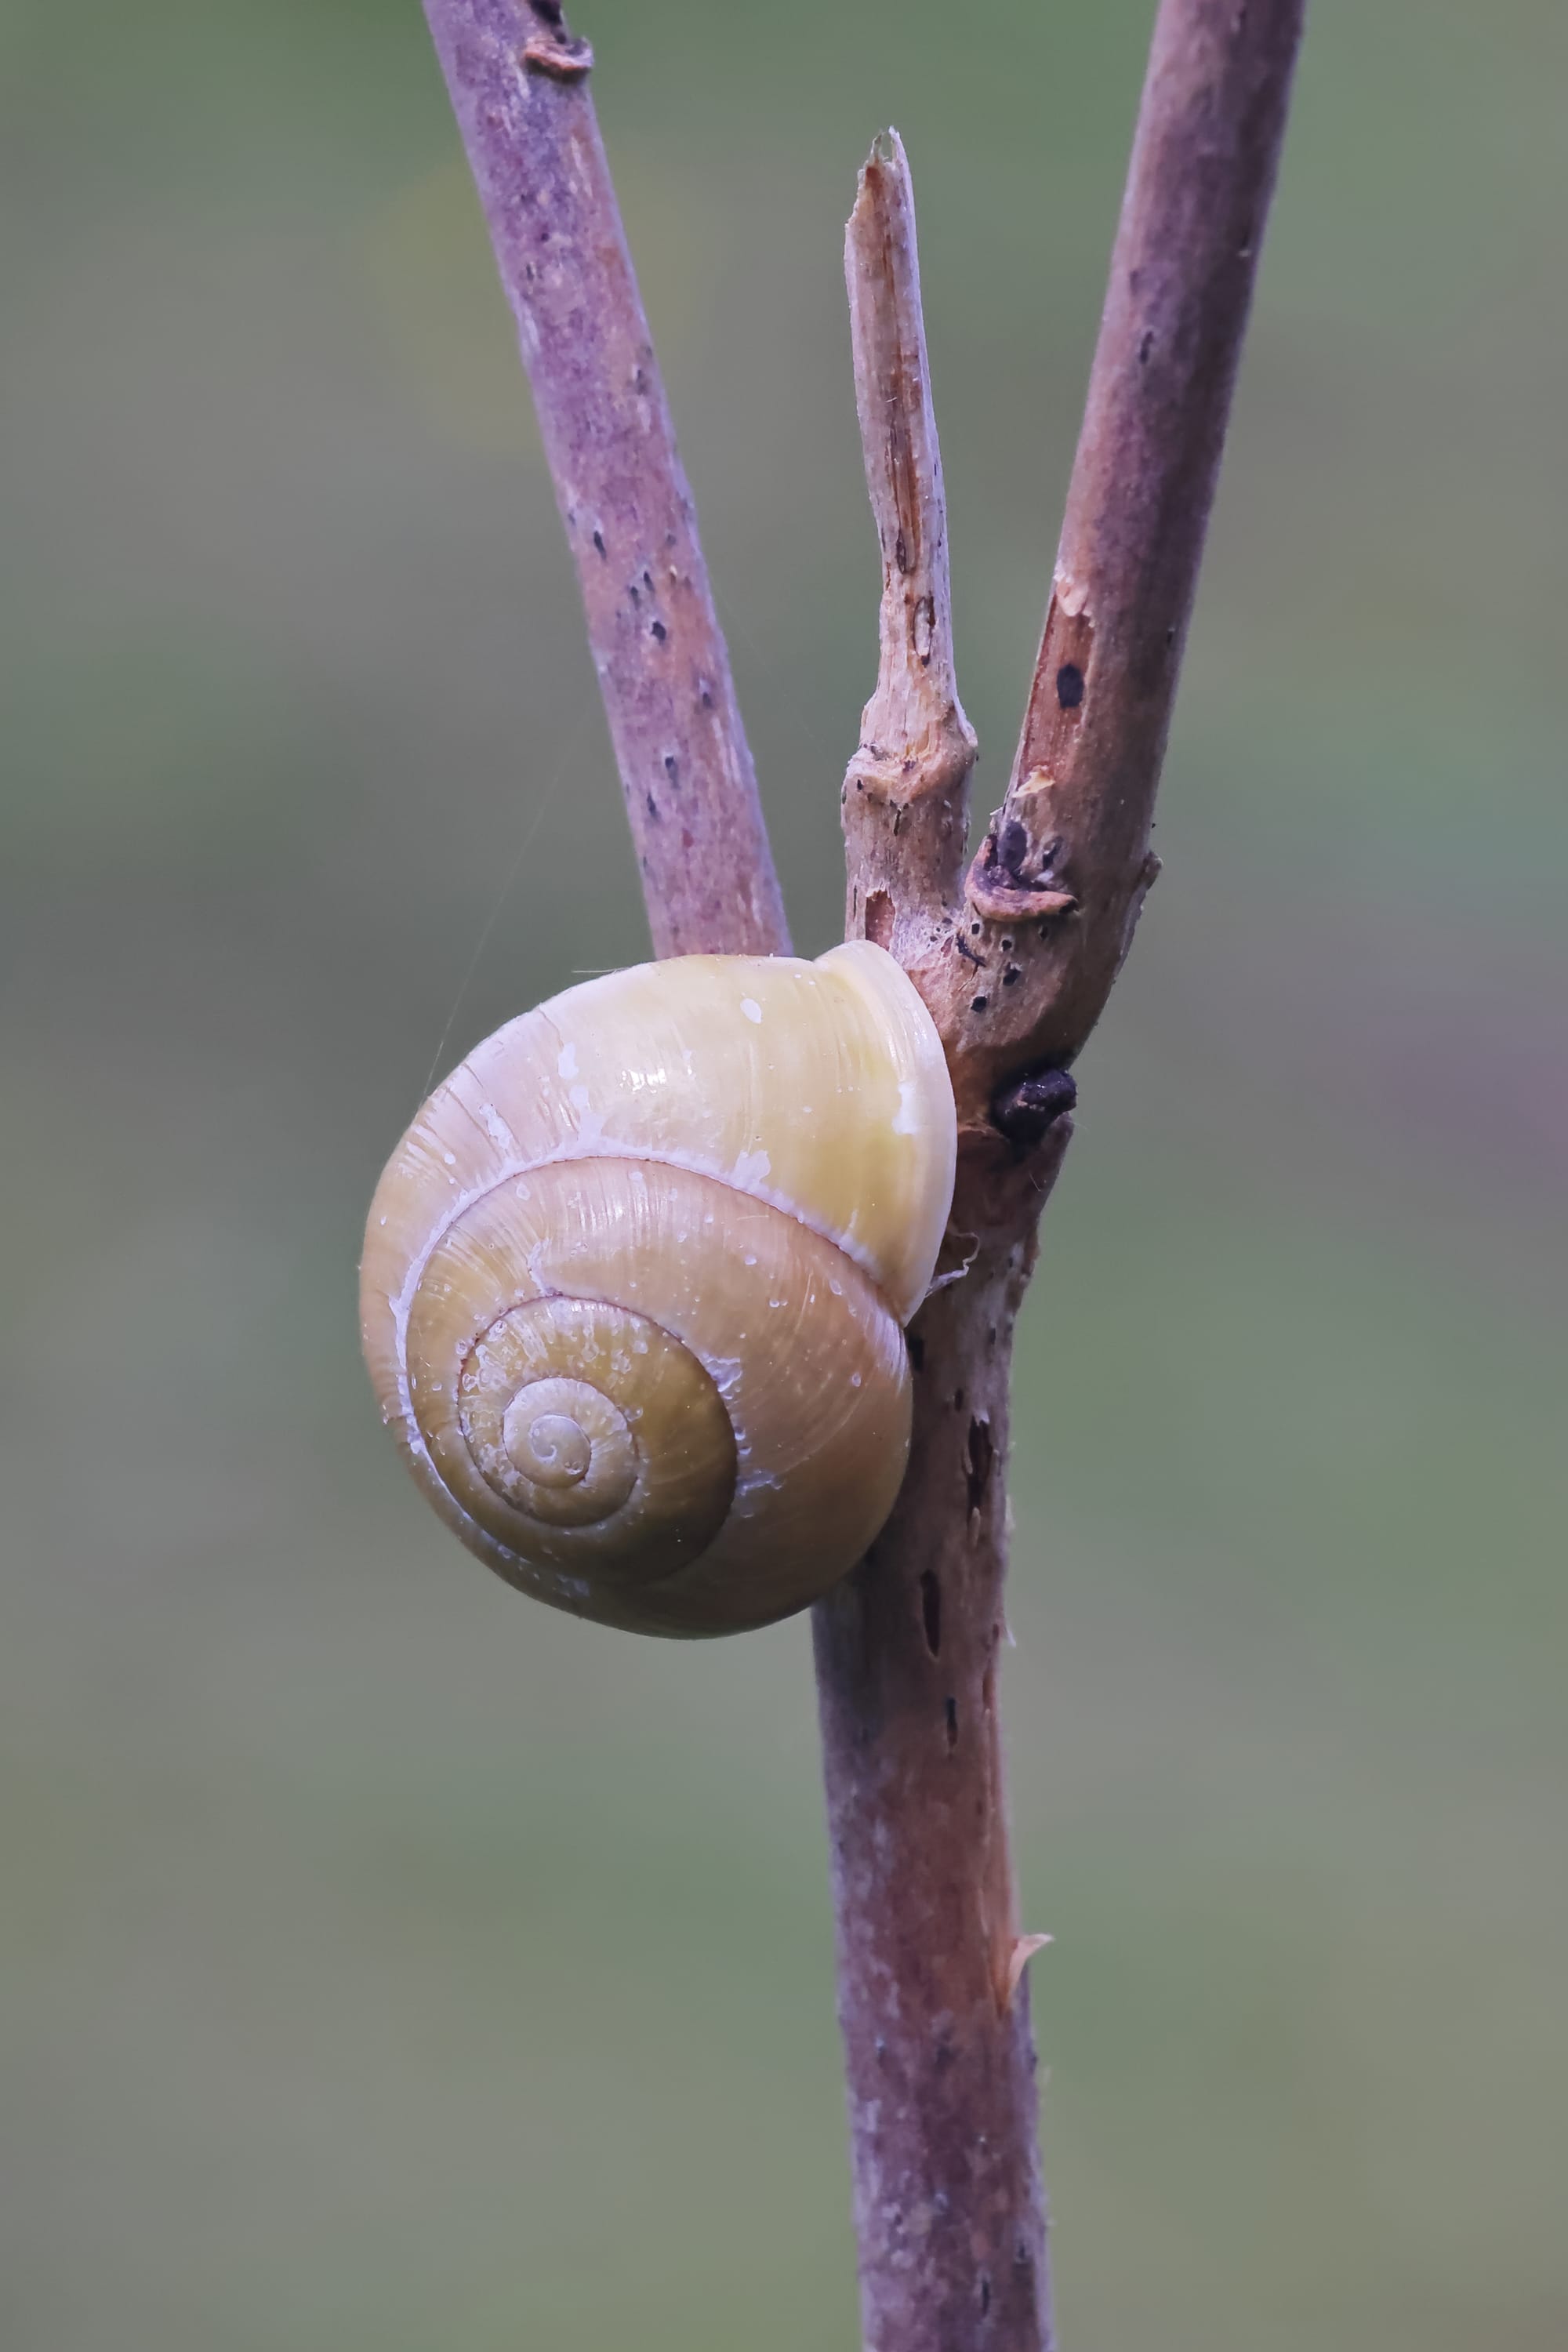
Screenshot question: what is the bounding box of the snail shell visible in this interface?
[361,942,956,1636]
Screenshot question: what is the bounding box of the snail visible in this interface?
[361,942,956,1636]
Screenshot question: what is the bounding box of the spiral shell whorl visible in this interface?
[456,1293,735,1579]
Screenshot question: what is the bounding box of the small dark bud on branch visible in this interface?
[991,1066,1080,1148]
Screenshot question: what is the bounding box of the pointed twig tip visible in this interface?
[861,127,907,192]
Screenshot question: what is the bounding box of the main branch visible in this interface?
[826,8,1304,2347]
[815,131,1063,2350]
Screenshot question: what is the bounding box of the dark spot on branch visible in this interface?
[991,1064,1078,1147]
[895,530,909,574]
[971,993,989,1013]
[965,1417,994,1514]
[663,753,679,782]
[865,887,895,949]
[979,2275,993,2317]
[1138,328,1155,365]
[591,528,605,557]
[650,619,667,641]
[1025,593,1095,772]
[645,793,659,819]
[521,9,593,84]
[642,568,654,591]
[697,679,714,710]
[998,817,1030,878]
[944,1696,959,1750]
[920,1571,942,1658]
[628,582,640,604]
[1002,964,1020,986]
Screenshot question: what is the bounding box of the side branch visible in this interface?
[965,0,1304,1120]
[841,132,977,971]
[423,0,789,959]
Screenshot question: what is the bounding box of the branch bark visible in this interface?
[422,0,789,959]
[420,2,1305,2347]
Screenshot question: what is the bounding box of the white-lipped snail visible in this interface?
[361,942,956,1635]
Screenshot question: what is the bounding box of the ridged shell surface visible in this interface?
[361,942,956,1635]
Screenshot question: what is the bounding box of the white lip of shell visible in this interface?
[383,1141,904,1570]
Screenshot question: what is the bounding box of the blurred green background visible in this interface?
[2,1,1564,2345]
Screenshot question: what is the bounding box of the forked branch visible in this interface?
[825,9,1304,2348]
[419,2,1305,2347]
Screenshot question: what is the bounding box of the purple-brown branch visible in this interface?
[817,134,1064,2349]
[422,0,788,959]
[959,0,1309,1109]
[419,1,1305,2346]
[825,11,1304,2347]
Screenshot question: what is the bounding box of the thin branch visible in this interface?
[841,131,976,961]
[956,0,1308,1109]
[422,0,789,958]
